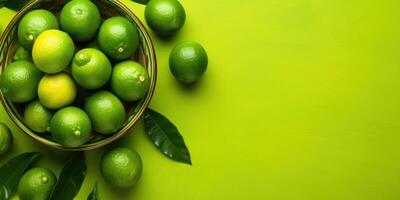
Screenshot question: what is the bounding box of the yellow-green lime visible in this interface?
[13,46,32,61]
[18,168,56,200]
[50,106,92,147]
[17,9,59,50]
[71,48,112,89]
[169,41,208,83]
[38,73,77,109]
[24,100,53,133]
[60,0,101,42]
[0,122,12,155]
[0,60,42,103]
[32,30,75,73]
[101,147,142,188]
[84,91,126,134]
[145,0,186,36]
[98,16,139,60]
[111,61,150,101]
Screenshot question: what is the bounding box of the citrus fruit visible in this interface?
[13,46,31,61]
[84,91,126,134]
[98,16,139,60]
[145,0,186,36]
[0,122,12,155]
[71,48,112,89]
[17,9,59,51]
[169,41,208,83]
[60,0,101,42]
[18,168,56,200]
[0,60,42,103]
[32,29,75,73]
[111,61,150,101]
[24,100,53,133]
[101,147,142,188]
[50,106,92,147]
[38,73,77,109]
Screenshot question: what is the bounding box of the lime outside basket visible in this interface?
[0,0,157,151]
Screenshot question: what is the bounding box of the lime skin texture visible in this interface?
[60,0,101,42]
[71,48,112,90]
[169,41,208,83]
[17,167,57,200]
[145,0,186,36]
[98,16,139,61]
[23,99,53,133]
[84,91,126,135]
[38,73,77,110]
[101,147,143,188]
[111,61,150,101]
[13,46,32,61]
[0,60,42,103]
[0,122,12,156]
[50,106,92,148]
[17,9,59,51]
[32,29,75,74]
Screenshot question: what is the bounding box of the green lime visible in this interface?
[0,122,12,155]
[60,0,101,42]
[0,60,42,103]
[71,48,112,89]
[32,30,75,74]
[101,147,142,188]
[38,73,77,109]
[18,168,56,200]
[50,106,92,147]
[169,41,208,83]
[111,61,150,101]
[13,46,32,61]
[98,16,139,60]
[145,0,186,36]
[24,100,53,133]
[17,9,59,51]
[84,91,126,134]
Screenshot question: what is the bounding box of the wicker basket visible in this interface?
[0,0,157,151]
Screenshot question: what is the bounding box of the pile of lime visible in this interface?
[1,0,151,148]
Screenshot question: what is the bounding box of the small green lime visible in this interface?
[111,61,150,101]
[60,0,101,42]
[38,73,77,109]
[32,29,75,74]
[17,9,59,51]
[145,0,186,36]
[169,41,208,83]
[18,168,56,200]
[0,122,12,156]
[101,147,142,188]
[13,46,32,61]
[0,60,42,103]
[98,16,139,60]
[24,100,53,133]
[72,48,112,89]
[50,106,92,147]
[84,91,126,134]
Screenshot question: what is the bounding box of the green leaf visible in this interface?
[2,0,30,10]
[144,108,192,165]
[86,183,98,200]
[49,152,86,200]
[0,152,41,200]
[131,0,150,5]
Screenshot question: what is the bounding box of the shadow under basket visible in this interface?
[0,0,157,151]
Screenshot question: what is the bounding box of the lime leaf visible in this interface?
[131,0,150,5]
[86,183,98,200]
[144,108,192,165]
[49,152,86,200]
[0,152,41,200]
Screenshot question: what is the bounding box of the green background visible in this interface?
[1,0,400,199]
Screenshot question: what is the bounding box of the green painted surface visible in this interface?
[2,0,400,199]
